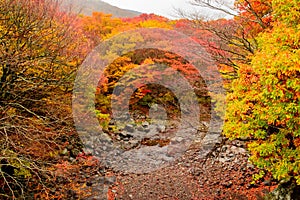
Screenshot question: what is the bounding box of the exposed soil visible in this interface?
[69,109,278,199]
[102,139,278,200]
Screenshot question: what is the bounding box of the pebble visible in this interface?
[137,126,144,131]
[124,124,135,133]
[156,124,166,132]
[142,121,150,128]
[104,176,116,185]
[227,153,235,157]
[223,181,233,188]
[263,179,271,186]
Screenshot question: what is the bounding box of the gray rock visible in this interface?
[120,132,132,138]
[227,153,235,157]
[263,179,271,186]
[137,125,150,133]
[124,124,135,133]
[142,121,150,128]
[156,124,166,132]
[129,140,139,147]
[108,121,115,126]
[231,146,247,154]
[223,181,233,188]
[235,141,244,147]
[269,182,298,200]
[218,157,232,162]
[104,176,116,185]
[143,127,151,133]
[137,125,144,132]
[175,137,184,143]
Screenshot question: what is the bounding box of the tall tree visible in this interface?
[0,0,87,198]
[223,0,300,197]
[184,0,273,78]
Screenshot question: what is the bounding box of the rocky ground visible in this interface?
[75,118,280,200]
[107,141,277,200]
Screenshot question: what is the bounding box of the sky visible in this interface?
[101,0,235,19]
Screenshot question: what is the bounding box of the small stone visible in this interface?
[175,137,184,143]
[237,148,247,154]
[144,127,150,133]
[185,163,191,167]
[124,124,135,133]
[69,157,76,163]
[137,126,144,131]
[194,171,201,176]
[142,121,149,128]
[221,145,229,152]
[231,145,238,150]
[109,120,115,125]
[129,140,139,148]
[156,125,166,132]
[202,121,209,127]
[120,132,133,138]
[236,141,243,147]
[61,148,68,155]
[218,157,231,162]
[227,153,235,157]
[223,181,233,188]
[263,179,271,186]
[105,176,116,185]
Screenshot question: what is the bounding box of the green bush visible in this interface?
[223,0,300,185]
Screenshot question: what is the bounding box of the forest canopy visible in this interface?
[0,0,299,199]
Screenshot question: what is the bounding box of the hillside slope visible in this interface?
[61,0,141,18]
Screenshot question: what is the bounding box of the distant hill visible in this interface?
[61,0,141,18]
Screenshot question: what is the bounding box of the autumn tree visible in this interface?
[182,0,273,78]
[184,0,300,197]
[79,12,174,48]
[122,13,174,29]
[0,0,87,198]
[95,48,209,124]
[79,12,125,46]
[80,13,180,127]
[223,0,300,197]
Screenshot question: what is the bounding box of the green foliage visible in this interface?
[252,170,266,184]
[224,0,300,185]
[95,110,110,129]
[95,48,210,124]
[1,150,32,179]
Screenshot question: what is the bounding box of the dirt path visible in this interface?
[103,139,277,200]
[76,119,278,200]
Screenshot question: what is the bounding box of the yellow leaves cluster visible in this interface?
[224,0,300,185]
